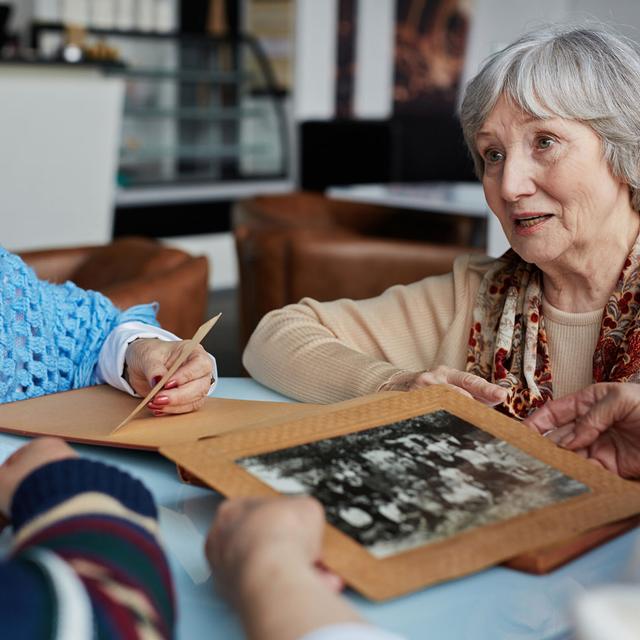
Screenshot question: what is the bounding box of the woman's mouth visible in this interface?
[516,214,551,226]
[512,214,553,235]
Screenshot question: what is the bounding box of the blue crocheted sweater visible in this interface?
[0,247,158,403]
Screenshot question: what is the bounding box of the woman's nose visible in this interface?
[500,154,537,202]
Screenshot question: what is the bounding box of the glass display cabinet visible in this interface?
[31,24,291,204]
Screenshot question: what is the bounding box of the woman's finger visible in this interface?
[147,392,207,417]
[587,437,620,475]
[134,351,169,389]
[315,563,344,592]
[523,404,559,435]
[523,385,606,436]
[566,391,629,450]
[152,376,210,403]
[442,383,473,399]
[543,423,576,444]
[416,368,505,405]
[444,369,508,405]
[164,349,213,388]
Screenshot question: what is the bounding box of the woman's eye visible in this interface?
[484,149,504,164]
[537,136,555,149]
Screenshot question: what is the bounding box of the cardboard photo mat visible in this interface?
[160,386,640,601]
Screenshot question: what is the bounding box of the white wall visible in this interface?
[460,0,571,90]
[294,0,640,121]
[294,0,396,120]
[294,0,338,119]
[565,0,640,39]
[1,66,123,252]
[353,0,395,119]
[462,0,640,88]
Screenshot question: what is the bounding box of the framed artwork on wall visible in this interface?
[394,0,473,116]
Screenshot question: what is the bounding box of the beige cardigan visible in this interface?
[243,254,602,404]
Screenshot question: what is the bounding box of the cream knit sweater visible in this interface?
[243,254,602,404]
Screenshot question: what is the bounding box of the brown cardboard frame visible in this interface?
[160,386,640,601]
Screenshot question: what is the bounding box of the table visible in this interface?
[1,378,639,640]
[327,182,510,258]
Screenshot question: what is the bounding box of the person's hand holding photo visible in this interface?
[206,496,367,640]
[524,383,640,478]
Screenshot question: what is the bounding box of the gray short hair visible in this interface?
[460,25,640,211]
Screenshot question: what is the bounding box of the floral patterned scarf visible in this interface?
[466,236,640,419]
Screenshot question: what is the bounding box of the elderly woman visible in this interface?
[1,246,215,414]
[243,25,640,420]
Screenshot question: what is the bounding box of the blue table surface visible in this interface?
[1,378,639,640]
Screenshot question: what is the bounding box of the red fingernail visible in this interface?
[153,410,165,417]
[154,395,170,405]
[165,379,178,390]
[151,376,162,386]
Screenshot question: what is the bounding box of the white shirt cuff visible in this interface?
[300,623,406,640]
[96,321,218,397]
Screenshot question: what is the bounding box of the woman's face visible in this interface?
[477,96,632,267]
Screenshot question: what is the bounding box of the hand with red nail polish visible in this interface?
[524,382,640,479]
[124,339,214,416]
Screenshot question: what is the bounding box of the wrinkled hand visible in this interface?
[0,437,78,516]
[124,339,213,415]
[524,383,640,479]
[379,365,509,406]
[205,497,342,606]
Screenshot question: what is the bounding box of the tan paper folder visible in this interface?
[0,384,321,449]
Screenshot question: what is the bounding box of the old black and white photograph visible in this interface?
[237,410,589,559]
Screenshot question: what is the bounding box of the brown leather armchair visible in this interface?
[234,192,483,347]
[19,237,209,338]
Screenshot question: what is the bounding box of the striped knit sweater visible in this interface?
[1,458,175,639]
